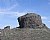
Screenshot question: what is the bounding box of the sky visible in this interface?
[0,0,50,29]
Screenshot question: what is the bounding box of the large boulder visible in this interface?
[18,13,47,29]
[4,26,10,30]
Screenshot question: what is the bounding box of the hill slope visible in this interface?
[0,28,50,40]
[0,13,50,40]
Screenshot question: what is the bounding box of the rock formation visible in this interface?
[4,26,10,29]
[18,13,48,29]
[0,13,50,40]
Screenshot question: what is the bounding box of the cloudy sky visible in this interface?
[0,0,50,29]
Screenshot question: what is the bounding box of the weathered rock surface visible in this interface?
[18,13,48,29]
[0,13,50,40]
[0,28,50,40]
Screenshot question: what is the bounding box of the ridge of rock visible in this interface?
[18,13,48,29]
[0,13,50,40]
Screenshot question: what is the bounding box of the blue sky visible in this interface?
[0,0,50,29]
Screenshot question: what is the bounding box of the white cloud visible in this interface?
[0,11,26,29]
[0,9,6,12]
[0,3,18,12]
[0,11,27,18]
[7,4,18,10]
[41,16,47,20]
